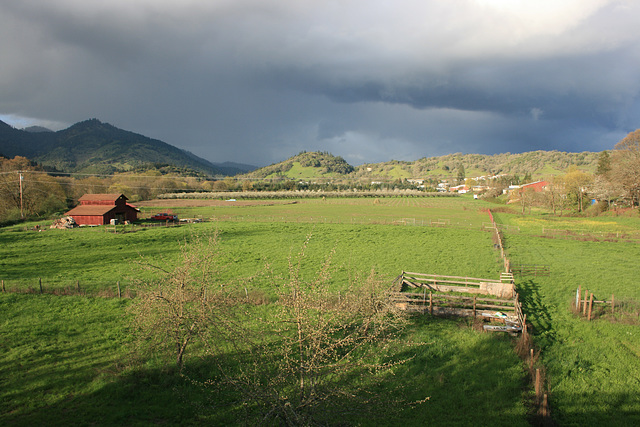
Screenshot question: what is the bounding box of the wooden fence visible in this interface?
[0,278,133,298]
[510,263,550,277]
[389,271,523,333]
[574,285,616,321]
[394,271,516,299]
[487,210,550,423]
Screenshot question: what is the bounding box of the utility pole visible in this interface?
[19,172,24,219]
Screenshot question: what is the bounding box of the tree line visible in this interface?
[501,129,640,214]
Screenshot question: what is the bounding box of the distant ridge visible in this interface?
[243,151,354,179]
[242,150,600,181]
[0,118,255,176]
[352,151,601,180]
[23,125,54,133]
[0,117,601,179]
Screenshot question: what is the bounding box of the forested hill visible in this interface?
[243,150,600,181]
[0,119,253,176]
[244,151,355,179]
[354,151,600,180]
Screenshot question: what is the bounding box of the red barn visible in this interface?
[66,194,139,226]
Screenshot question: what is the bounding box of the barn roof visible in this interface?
[66,205,115,216]
[78,193,127,202]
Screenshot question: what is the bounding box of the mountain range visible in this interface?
[0,118,602,180]
[242,150,600,182]
[0,118,255,176]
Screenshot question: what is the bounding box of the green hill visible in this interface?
[354,151,600,181]
[244,151,355,179]
[242,150,600,183]
[0,119,252,176]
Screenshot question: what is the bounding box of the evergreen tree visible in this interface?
[596,150,611,176]
[457,164,465,184]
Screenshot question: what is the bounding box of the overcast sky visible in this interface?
[1,0,639,166]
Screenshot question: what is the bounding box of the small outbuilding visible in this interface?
[65,193,139,226]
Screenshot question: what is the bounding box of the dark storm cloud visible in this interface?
[1,0,639,166]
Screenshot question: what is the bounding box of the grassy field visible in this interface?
[0,197,499,294]
[2,196,639,425]
[139,196,492,227]
[493,209,640,425]
[0,293,528,426]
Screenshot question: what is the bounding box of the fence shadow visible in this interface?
[516,279,556,348]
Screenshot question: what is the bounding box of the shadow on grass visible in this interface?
[3,314,639,426]
[1,365,205,426]
[0,315,526,426]
[517,279,557,349]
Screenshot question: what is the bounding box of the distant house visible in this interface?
[66,194,139,226]
[504,181,549,195]
[519,181,549,192]
[449,185,470,193]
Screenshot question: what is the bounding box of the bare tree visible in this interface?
[543,177,565,216]
[129,231,238,368]
[611,129,640,207]
[130,233,414,423]
[220,236,410,425]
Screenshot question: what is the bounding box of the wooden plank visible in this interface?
[475,303,515,311]
[406,279,483,287]
[390,292,514,305]
[402,272,502,283]
[483,325,522,332]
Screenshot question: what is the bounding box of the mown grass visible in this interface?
[493,209,640,425]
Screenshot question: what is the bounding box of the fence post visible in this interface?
[583,289,588,316]
[429,292,433,315]
[530,348,534,371]
[535,369,541,403]
[76,280,80,293]
[117,281,121,298]
[39,278,43,294]
[576,285,582,311]
[542,393,549,418]
[473,296,477,318]
[588,293,594,321]
[611,293,615,314]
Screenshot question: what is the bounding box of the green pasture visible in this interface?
[1,197,499,294]
[493,209,640,425]
[498,210,640,236]
[0,293,205,426]
[142,196,493,227]
[0,293,528,426]
[3,197,639,425]
[0,197,532,425]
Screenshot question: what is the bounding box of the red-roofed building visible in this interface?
[66,194,139,226]
[520,181,549,192]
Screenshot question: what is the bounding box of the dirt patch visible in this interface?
[135,199,297,208]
